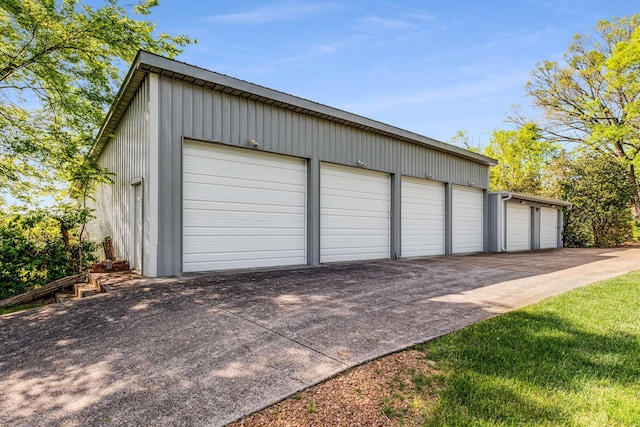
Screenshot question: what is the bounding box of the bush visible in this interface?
[0,209,98,300]
[632,221,640,242]
[546,153,633,247]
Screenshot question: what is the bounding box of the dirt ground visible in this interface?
[230,349,443,427]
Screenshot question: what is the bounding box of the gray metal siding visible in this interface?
[532,207,541,250]
[486,193,501,252]
[558,209,564,248]
[156,77,490,275]
[159,78,489,186]
[89,77,150,270]
[487,193,568,253]
[156,76,183,276]
[444,183,453,255]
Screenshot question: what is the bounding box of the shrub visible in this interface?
[546,153,633,247]
[0,209,98,300]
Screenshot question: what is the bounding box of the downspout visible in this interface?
[501,193,513,252]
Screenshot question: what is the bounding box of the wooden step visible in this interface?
[87,271,138,292]
[54,272,138,305]
[88,273,100,290]
[55,280,103,304]
[55,292,76,303]
[73,282,100,299]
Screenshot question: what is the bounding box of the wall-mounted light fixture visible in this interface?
[551,204,556,208]
[520,200,526,205]
[356,160,367,168]
[248,139,261,149]
[425,173,433,180]
[468,181,476,187]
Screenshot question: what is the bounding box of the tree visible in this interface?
[0,0,193,205]
[67,156,113,272]
[483,123,558,194]
[0,207,100,299]
[545,152,633,247]
[523,15,640,218]
[450,130,482,153]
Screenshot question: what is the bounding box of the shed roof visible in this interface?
[491,192,572,208]
[91,50,498,166]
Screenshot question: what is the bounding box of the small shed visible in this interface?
[487,192,572,252]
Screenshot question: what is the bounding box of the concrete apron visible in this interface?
[1,248,639,426]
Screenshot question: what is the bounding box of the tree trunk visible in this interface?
[103,237,115,261]
[627,164,640,222]
[61,228,70,249]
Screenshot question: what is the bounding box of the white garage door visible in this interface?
[401,177,445,257]
[320,163,390,263]
[540,207,559,249]
[452,185,483,253]
[182,141,306,272]
[506,203,531,251]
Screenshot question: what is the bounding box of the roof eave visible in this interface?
[89,51,146,160]
[492,191,572,207]
[90,50,498,166]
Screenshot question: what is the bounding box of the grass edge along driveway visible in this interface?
[235,271,640,426]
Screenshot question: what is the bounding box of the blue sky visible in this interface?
[150,1,638,147]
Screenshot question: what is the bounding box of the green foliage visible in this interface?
[545,152,633,247]
[607,26,640,120]
[484,123,559,194]
[0,208,98,300]
[0,302,45,315]
[525,15,640,217]
[414,271,640,425]
[449,129,482,153]
[0,0,194,206]
[633,221,640,241]
[306,400,316,414]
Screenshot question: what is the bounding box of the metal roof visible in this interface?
[492,191,572,208]
[91,50,498,166]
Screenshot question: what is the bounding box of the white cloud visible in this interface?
[204,3,340,23]
[314,35,371,54]
[341,70,530,114]
[411,13,438,22]
[358,16,418,32]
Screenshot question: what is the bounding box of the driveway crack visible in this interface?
[212,303,349,367]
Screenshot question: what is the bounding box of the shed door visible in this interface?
[506,203,531,251]
[452,185,483,253]
[320,163,390,263]
[401,177,445,257]
[182,141,306,272]
[540,208,559,249]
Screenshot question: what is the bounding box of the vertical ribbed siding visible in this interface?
[156,76,490,275]
[89,77,150,264]
[162,78,488,188]
[486,193,503,252]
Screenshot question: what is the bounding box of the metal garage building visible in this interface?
[487,192,572,252]
[88,51,497,277]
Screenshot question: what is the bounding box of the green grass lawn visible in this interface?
[401,271,640,426]
[0,302,46,316]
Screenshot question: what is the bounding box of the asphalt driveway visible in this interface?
[2,248,639,426]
